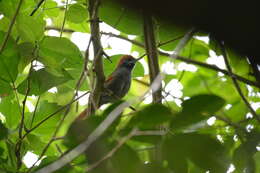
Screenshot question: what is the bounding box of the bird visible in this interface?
[78,55,137,119]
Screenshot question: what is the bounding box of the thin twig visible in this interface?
[60,0,69,37]
[21,91,89,140]
[157,35,184,47]
[219,42,260,123]
[30,0,45,16]
[30,96,41,128]
[0,0,23,54]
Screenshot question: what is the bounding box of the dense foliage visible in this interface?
[0,0,259,173]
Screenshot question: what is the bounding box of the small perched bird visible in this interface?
[78,55,137,119]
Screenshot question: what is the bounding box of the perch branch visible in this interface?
[87,0,105,115]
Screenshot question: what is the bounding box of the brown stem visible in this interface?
[87,0,105,115]
[143,14,162,103]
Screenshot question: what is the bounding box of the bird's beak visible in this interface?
[135,53,146,62]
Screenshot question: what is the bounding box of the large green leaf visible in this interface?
[157,19,189,51]
[226,47,250,77]
[0,0,17,18]
[38,36,83,69]
[128,104,173,129]
[99,0,143,35]
[17,68,73,95]
[163,133,230,173]
[109,144,142,173]
[44,0,60,17]
[0,95,20,130]
[182,94,226,115]
[171,94,225,130]
[233,131,260,173]
[16,15,45,43]
[0,79,12,95]
[17,42,35,72]
[28,101,62,138]
[67,4,88,24]
[0,32,20,82]
[103,54,144,78]
[180,38,210,62]
[225,101,248,122]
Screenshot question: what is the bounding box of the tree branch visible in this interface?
[87,0,105,115]
[219,42,260,123]
[143,14,162,103]
[30,0,45,16]
[100,32,260,88]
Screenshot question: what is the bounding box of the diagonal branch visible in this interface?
[30,0,45,16]
[0,0,24,54]
[219,41,260,123]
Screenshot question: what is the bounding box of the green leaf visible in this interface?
[0,95,20,130]
[44,0,59,17]
[104,54,144,78]
[28,101,62,138]
[233,131,260,173]
[162,136,188,173]
[171,94,225,130]
[99,0,143,35]
[17,42,35,72]
[226,47,250,76]
[157,19,189,51]
[163,133,230,173]
[180,38,210,61]
[109,144,142,173]
[128,104,173,129]
[17,68,73,95]
[67,4,88,23]
[0,32,20,82]
[0,122,8,140]
[0,0,17,18]
[254,151,260,173]
[209,35,222,56]
[225,101,248,122]
[38,36,83,69]
[182,94,226,115]
[25,134,56,156]
[16,15,45,42]
[0,79,12,95]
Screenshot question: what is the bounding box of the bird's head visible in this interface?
[117,55,137,70]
